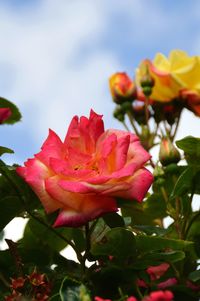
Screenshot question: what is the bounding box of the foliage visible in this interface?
[0,50,200,301]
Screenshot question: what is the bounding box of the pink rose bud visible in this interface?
[0,107,11,123]
[95,297,111,301]
[143,290,174,301]
[159,137,180,166]
[147,263,170,281]
[127,297,137,301]
[158,278,177,289]
[109,72,136,104]
[17,110,153,227]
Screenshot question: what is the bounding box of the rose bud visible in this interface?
[0,107,11,124]
[109,72,136,104]
[159,137,181,166]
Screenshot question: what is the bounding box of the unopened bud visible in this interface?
[109,72,136,104]
[140,71,155,97]
[113,106,125,122]
[140,74,155,88]
[121,101,133,113]
[159,138,181,166]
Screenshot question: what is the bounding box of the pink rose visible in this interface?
[127,297,137,301]
[143,290,174,301]
[147,263,170,281]
[157,278,177,289]
[94,297,111,301]
[17,110,153,227]
[0,107,11,123]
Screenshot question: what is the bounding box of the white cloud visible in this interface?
[0,0,199,165]
[0,0,123,161]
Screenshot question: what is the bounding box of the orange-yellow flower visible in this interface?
[136,50,200,116]
[109,72,136,103]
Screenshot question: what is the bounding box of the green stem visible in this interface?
[122,120,131,132]
[172,112,182,141]
[182,190,194,239]
[127,111,140,136]
[161,186,168,203]
[144,95,150,133]
[0,272,10,288]
[175,197,183,239]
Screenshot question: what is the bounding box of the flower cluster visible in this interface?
[5,269,51,301]
[0,49,200,301]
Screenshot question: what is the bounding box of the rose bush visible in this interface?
[1,49,200,300]
[17,110,153,227]
[136,50,200,115]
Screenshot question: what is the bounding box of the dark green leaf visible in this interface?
[0,196,24,231]
[133,225,169,236]
[188,270,200,282]
[135,236,194,253]
[28,215,73,252]
[121,194,167,226]
[59,277,91,301]
[0,146,14,156]
[176,136,200,157]
[103,212,125,228]
[170,167,198,198]
[91,228,136,258]
[144,250,185,262]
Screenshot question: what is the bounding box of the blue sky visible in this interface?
[0,0,200,164]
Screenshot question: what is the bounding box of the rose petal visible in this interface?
[16,159,62,213]
[53,195,117,227]
[35,129,65,166]
[113,168,153,202]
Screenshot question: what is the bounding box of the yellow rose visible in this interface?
[136,50,200,115]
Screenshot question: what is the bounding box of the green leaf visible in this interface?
[0,196,24,231]
[0,97,22,124]
[188,270,200,282]
[121,194,167,226]
[59,277,91,301]
[103,212,125,228]
[133,225,169,236]
[176,136,200,157]
[143,250,185,262]
[170,166,198,198]
[0,146,14,156]
[135,236,194,253]
[91,228,136,258]
[27,215,73,252]
[133,250,186,269]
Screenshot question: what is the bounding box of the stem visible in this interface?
[149,158,155,168]
[161,187,168,203]
[172,112,182,141]
[175,197,183,239]
[84,223,91,258]
[127,111,140,136]
[0,272,10,288]
[122,121,130,132]
[182,190,194,238]
[144,95,150,134]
